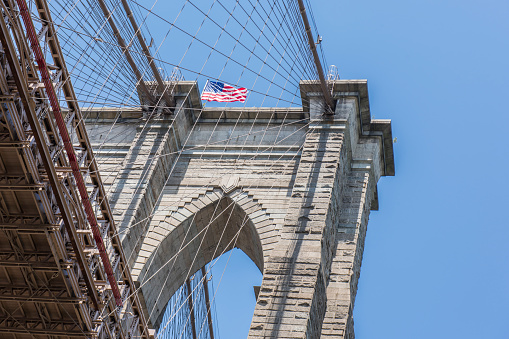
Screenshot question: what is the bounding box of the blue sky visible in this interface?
[206,1,509,338]
[331,1,509,338]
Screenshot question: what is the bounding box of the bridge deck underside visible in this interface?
[0,109,91,337]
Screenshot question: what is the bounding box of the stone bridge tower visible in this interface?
[86,80,394,338]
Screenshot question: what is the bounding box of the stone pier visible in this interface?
[86,80,394,338]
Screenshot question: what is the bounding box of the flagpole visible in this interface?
[201,79,208,108]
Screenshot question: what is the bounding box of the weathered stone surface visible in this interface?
[87,80,394,337]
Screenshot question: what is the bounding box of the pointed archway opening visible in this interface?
[157,249,262,338]
[137,195,265,330]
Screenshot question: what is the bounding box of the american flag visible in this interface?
[201,80,248,103]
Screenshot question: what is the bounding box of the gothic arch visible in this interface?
[134,190,269,328]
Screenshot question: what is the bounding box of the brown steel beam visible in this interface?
[296,0,334,114]
[0,184,45,191]
[54,166,90,173]
[0,283,65,291]
[1,318,78,326]
[0,325,91,336]
[120,0,175,110]
[0,141,29,148]
[0,223,60,233]
[0,250,53,257]
[95,0,155,106]
[0,319,87,337]
[0,295,85,303]
[0,260,63,270]
[0,175,33,181]
[0,214,44,220]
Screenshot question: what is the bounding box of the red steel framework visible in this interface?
[15,0,122,308]
[0,0,152,337]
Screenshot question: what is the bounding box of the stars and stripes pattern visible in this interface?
[201,80,248,102]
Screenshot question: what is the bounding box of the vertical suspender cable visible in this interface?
[15,0,123,306]
[201,266,215,339]
[186,278,198,339]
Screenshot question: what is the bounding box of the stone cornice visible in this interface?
[300,79,395,176]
